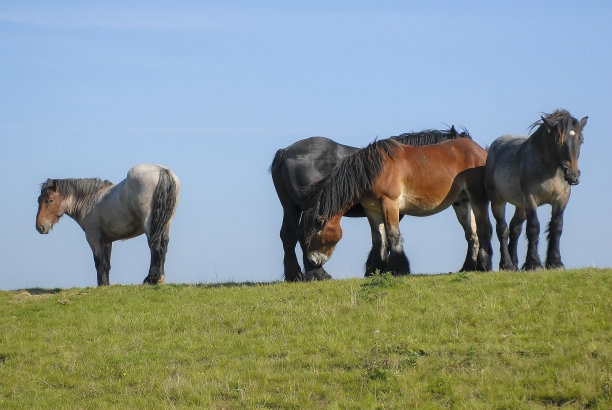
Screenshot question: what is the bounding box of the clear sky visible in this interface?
[1,1,611,289]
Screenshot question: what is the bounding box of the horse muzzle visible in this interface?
[36,223,51,234]
[562,166,580,185]
[307,251,329,267]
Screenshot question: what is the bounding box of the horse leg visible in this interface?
[382,197,410,275]
[491,200,516,270]
[508,208,526,269]
[545,202,568,270]
[364,212,388,276]
[144,228,169,284]
[470,199,493,272]
[280,206,303,282]
[523,198,543,271]
[452,200,478,272]
[88,236,112,286]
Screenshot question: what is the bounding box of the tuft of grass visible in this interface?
[358,270,401,301]
[0,268,610,408]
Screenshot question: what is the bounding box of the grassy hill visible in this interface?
[1,268,610,408]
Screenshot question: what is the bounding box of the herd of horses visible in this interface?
[35,109,587,286]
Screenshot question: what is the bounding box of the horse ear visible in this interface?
[450,125,457,137]
[579,116,588,129]
[49,179,58,191]
[541,116,557,132]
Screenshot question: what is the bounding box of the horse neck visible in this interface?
[528,127,562,165]
[59,179,113,221]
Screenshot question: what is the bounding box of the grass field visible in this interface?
[1,268,610,408]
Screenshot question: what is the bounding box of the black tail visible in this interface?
[148,169,178,248]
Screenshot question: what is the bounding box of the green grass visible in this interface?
[1,268,610,408]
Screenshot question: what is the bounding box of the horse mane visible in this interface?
[40,178,114,219]
[302,139,401,243]
[391,127,471,146]
[528,109,579,148]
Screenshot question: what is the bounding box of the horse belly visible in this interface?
[100,209,145,241]
[97,187,146,241]
[491,167,524,205]
[398,191,451,216]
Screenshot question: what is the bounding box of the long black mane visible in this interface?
[528,109,582,149]
[40,178,114,219]
[392,127,470,145]
[302,139,401,243]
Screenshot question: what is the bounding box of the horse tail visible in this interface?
[269,148,287,174]
[148,168,179,249]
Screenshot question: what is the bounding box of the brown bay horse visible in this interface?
[301,138,493,277]
[36,163,180,286]
[485,109,587,271]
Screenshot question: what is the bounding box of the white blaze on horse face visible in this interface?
[569,130,576,136]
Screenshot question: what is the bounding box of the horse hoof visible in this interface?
[522,263,543,271]
[284,269,304,282]
[303,267,332,281]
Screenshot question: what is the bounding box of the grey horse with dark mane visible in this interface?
[36,163,180,286]
[485,109,587,271]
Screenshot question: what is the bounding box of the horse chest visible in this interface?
[526,177,570,206]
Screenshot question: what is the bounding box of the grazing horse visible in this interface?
[301,138,493,276]
[36,163,180,286]
[270,127,474,281]
[485,109,587,271]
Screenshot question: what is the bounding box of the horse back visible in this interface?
[271,137,358,208]
[399,138,488,172]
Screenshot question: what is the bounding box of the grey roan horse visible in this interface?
[36,164,180,286]
[485,109,587,271]
[270,127,476,281]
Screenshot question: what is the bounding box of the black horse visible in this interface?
[270,127,472,281]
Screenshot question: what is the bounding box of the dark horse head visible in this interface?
[530,109,588,185]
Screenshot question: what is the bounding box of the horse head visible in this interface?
[302,213,343,267]
[36,179,65,234]
[539,111,588,185]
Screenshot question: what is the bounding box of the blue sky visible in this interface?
[1,1,610,289]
